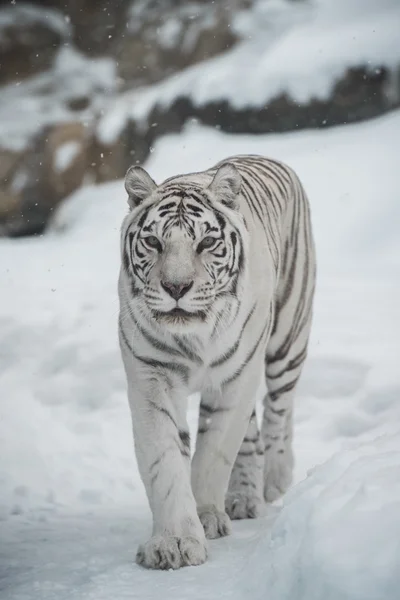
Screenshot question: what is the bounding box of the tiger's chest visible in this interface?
[177,320,266,393]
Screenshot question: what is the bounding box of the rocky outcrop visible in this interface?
[140,65,398,136]
[0,4,69,85]
[68,0,132,57]
[92,63,400,188]
[1,0,399,237]
[115,0,249,86]
[1,122,88,237]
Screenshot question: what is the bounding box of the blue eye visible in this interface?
[144,236,162,251]
[197,236,216,252]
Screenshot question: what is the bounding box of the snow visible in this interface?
[1,110,400,598]
[127,0,217,48]
[97,0,400,142]
[0,2,70,37]
[243,429,400,600]
[54,141,81,173]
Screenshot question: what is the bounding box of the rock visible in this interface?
[0,148,25,234]
[67,0,132,57]
[46,122,88,198]
[90,119,153,183]
[0,148,23,185]
[115,0,250,86]
[1,122,88,237]
[0,189,20,235]
[0,4,69,85]
[139,63,400,136]
[66,95,91,112]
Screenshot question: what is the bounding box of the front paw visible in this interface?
[225,490,265,520]
[136,534,207,570]
[198,505,232,539]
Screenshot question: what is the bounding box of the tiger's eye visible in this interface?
[144,236,162,251]
[197,236,216,253]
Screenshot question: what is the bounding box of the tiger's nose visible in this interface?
[161,280,194,301]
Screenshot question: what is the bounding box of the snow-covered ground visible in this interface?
[1,110,400,599]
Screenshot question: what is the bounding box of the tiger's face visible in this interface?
[121,163,248,332]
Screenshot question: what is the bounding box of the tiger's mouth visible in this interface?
[152,307,207,323]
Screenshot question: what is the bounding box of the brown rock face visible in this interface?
[0,148,25,235]
[90,119,156,184]
[1,122,88,237]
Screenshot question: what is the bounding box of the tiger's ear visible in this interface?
[125,165,157,209]
[209,163,242,210]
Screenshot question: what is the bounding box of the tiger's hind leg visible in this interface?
[225,409,265,520]
[263,333,310,502]
[262,385,295,502]
[263,194,315,501]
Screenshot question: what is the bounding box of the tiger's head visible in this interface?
[120,163,248,333]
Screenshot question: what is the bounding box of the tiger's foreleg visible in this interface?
[191,350,266,539]
[124,361,207,570]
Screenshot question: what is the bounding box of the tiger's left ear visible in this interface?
[125,165,157,209]
[209,163,242,210]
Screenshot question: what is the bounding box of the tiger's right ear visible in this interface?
[125,166,157,209]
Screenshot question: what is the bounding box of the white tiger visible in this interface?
[118,154,316,570]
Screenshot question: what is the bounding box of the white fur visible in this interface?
[118,155,316,569]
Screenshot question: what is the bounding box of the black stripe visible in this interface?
[119,320,189,383]
[210,302,257,368]
[269,377,299,402]
[243,435,259,443]
[149,456,162,473]
[237,164,268,218]
[251,161,288,206]
[164,481,174,501]
[266,343,308,380]
[127,305,188,360]
[148,399,178,429]
[223,318,270,387]
[178,430,191,457]
[173,336,202,364]
[266,404,286,417]
[199,402,230,414]
[178,430,190,448]
[241,176,266,232]
[264,433,280,441]
[197,427,208,435]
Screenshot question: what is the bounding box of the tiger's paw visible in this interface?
[198,505,232,539]
[136,534,207,570]
[225,490,265,520]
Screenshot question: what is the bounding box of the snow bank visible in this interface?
[242,428,400,600]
